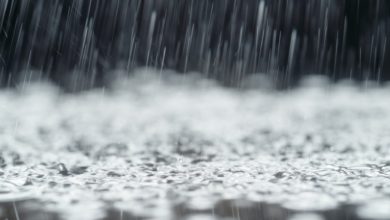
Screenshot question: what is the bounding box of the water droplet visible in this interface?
[57,163,69,176]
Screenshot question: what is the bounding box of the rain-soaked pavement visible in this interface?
[1,70,390,220]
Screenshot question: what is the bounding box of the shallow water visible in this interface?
[0,70,390,220]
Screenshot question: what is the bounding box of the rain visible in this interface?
[0,0,390,220]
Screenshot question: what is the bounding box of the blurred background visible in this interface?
[0,0,389,91]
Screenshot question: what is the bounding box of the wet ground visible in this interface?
[0,70,390,220]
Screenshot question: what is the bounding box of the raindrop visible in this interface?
[57,163,69,176]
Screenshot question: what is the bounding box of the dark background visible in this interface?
[0,0,389,90]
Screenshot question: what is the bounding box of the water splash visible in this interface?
[0,69,390,219]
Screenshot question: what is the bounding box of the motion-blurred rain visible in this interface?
[1,0,389,90]
[1,1,390,220]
